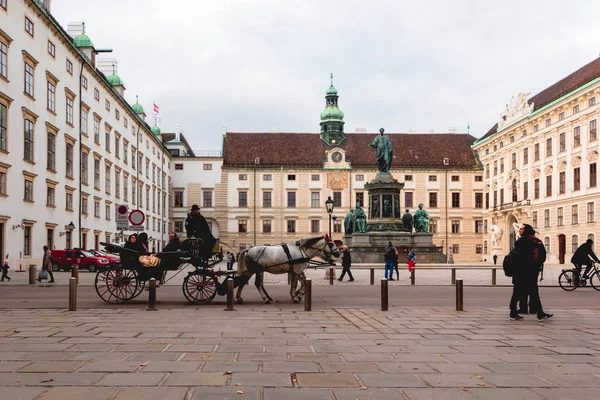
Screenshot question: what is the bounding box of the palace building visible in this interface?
[472,57,600,264]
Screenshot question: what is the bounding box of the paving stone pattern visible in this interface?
[0,307,600,399]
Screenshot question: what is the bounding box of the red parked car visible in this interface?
[87,249,120,265]
[50,249,110,272]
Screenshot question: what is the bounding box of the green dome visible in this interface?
[326,84,338,96]
[131,101,145,114]
[73,33,94,48]
[106,73,125,87]
[320,105,344,121]
[151,126,161,135]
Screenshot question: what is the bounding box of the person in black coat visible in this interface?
[571,239,600,280]
[338,245,354,282]
[185,204,216,259]
[163,232,181,252]
[509,224,553,321]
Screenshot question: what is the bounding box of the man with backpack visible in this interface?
[517,235,546,315]
[384,242,396,281]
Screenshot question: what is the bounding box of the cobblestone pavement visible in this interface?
[1,306,600,399]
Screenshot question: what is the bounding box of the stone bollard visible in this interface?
[329,267,334,285]
[381,278,388,311]
[304,278,312,312]
[225,279,235,311]
[370,268,374,285]
[71,265,79,284]
[147,278,158,311]
[29,265,37,284]
[456,278,464,311]
[410,268,415,285]
[69,277,77,311]
[492,269,497,286]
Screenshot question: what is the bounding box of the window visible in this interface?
[546,175,552,197]
[0,40,6,79]
[588,202,595,223]
[239,191,248,207]
[66,192,73,211]
[544,209,550,227]
[288,174,296,181]
[574,167,581,191]
[311,220,320,233]
[534,179,540,199]
[511,179,518,202]
[572,235,579,253]
[0,0,5,11]
[557,207,563,226]
[574,126,581,147]
[203,191,212,208]
[311,174,320,181]
[63,143,73,178]
[263,220,272,233]
[105,128,110,151]
[484,220,488,234]
[115,137,120,158]
[546,138,552,157]
[115,109,120,120]
[475,175,483,182]
[559,132,565,152]
[475,220,483,234]
[429,192,437,208]
[115,171,120,198]
[105,166,111,194]
[590,97,596,107]
[94,117,100,143]
[405,192,413,208]
[94,88,100,101]
[47,132,56,171]
[451,192,460,208]
[451,220,460,234]
[82,197,88,215]
[493,191,497,207]
[123,143,128,163]
[590,120,597,141]
[105,203,111,220]
[356,174,364,181]
[47,81,55,112]
[356,192,364,207]
[500,188,504,204]
[428,175,437,182]
[500,159,504,173]
[451,175,460,182]
[559,111,565,121]
[203,163,212,170]
[591,163,597,188]
[511,153,516,170]
[523,148,528,165]
[485,165,489,178]
[287,220,296,233]
[24,119,34,162]
[66,96,74,125]
[572,205,579,224]
[132,149,136,169]
[46,186,55,206]
[25,17,34,36]
[545,118,551,127]
[545,237,550,254]
[333,191,342,207]
[476,244,483,254]
[475,192,483,208]
[0,171,5,195]
[523,182,528,200]
[534,124,539,132]
[94,159,100,190]
[573,104,580,114]
[405,175,413,181]
[81,109,88,135]
[559,171,565,194]
[82,75,88,89]
[175,164,183,170]
[493,161,497,175]
[66,59,73,75]
[532,211,538,229]
[25,62,34,97]
[105,100,111,112]
[24,179,33,201]
[239,174,247,180]
[429,219,437,233]
[252,189,267,208]
[23,226,31,256]
[287,191,296,207]
[534,143,540,161]
[310,192,319,208]
[262,174,271,181]
[123,176,128,200]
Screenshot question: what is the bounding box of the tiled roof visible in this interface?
[478,57,600,143]
[223,132,479,169]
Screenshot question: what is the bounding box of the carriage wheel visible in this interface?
[95,268,140,304]
[183,271,217,305]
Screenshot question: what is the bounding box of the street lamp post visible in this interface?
[324,196,335,280]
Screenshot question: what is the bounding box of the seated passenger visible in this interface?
[163,232,181,252]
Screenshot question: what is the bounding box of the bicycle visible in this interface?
[558,262,600,291]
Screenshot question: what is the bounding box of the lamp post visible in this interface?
[325,196,334,237]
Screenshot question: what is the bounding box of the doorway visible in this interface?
[558,234,566,264]
[47,228,54,250]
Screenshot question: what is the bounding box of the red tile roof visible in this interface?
[223,132,479,169]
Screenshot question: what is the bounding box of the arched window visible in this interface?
[483,240,488,254]
[544,236,550,253]
[572,235,579,253]
[512,179,518,202]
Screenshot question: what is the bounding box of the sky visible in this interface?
[52,0,600,151]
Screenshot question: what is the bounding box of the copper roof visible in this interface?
[223,132,479,169]
[479,57,600,142]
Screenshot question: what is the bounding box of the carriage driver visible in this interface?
[185,204,217,259]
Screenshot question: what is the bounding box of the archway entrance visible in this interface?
[507,215,518,252]
[558,234,566,264]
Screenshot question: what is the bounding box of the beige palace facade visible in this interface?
[473,58,600,264]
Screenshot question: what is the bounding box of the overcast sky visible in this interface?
[52,0,600,151]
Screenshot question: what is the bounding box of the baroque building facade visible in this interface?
[0,0,171,267]
[473,58,600,264]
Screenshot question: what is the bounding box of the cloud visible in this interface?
[51,0,600,150]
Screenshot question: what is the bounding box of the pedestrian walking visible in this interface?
[493,254,498,265]
[39,246,55,283]
[518,234,546,315]
[407,248,416,277]
[1,260,10,282]
[508,224,552,321]
[384,242,396,280]
[338,245,354,282]
[394,249,400,280]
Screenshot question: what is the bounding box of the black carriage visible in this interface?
[95,238,247,305]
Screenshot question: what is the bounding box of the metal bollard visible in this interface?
[329,267,334,285]
[147,278,158,311]
[304,278,312,311]
[69,277,77,311]
[381,278,388,311]
[370,267,375,285]
[225,279,235,311]
[456,278,464,311]
[71,265,79,284]
[492,269,497,286]
[29,265,37,284]
[451,268,456,285]
[410,268,415,285]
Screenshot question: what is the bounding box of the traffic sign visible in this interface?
[116,204,129,230]
[117,205,129,215]
[129,209,145,226]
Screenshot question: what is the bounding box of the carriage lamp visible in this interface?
[59,222,76,237]
[325,196,334,237]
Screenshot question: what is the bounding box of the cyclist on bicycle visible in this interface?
[571,239,600,280]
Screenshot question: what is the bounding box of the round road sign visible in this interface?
[129,209,145,226]
[117,205,129,215]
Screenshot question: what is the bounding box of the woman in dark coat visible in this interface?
[136,233,149,255]
[124,234,138,251]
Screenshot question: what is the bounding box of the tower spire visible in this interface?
[330,73,333,85]
[320,73,345,145]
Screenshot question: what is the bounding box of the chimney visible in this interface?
[269,127,280,133]
[40,0,52,12]
[175,124,182,142]
[448,127,458,133]
[407,128,414,134]
[428,129,435,133]
[355,127,367,133]
[67,22,84,37]
[221,124,227,136]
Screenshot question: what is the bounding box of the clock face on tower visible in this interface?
[332,151,343,163]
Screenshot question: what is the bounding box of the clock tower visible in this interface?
[319,74,346,146]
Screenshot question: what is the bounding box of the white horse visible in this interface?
[236,234,340,304]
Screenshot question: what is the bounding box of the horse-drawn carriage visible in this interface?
[95,238,248,305]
